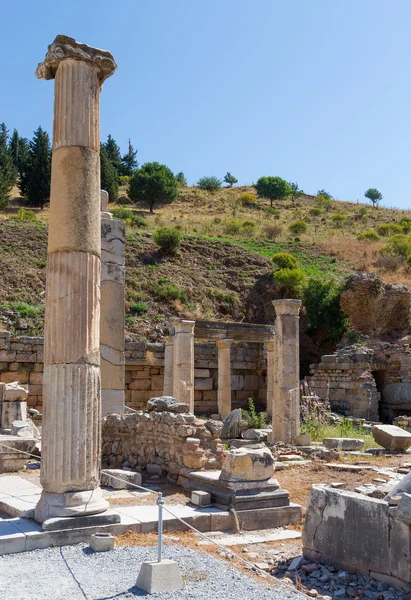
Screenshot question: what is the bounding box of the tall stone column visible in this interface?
[35,36,117,523]
[100,192,126,417]
[272,299,302,443]
[163,336,174,396]
[265,341,275,419]
[172,320,195,412]
[217,339,233,419]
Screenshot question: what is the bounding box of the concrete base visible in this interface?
[136,559,183,594]
[89,532,115,551]
[35,487,110,523]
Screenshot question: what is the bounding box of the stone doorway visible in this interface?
[372,369,388,421]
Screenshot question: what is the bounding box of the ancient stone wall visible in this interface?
[0,333,266,415]
[102,411,225,480]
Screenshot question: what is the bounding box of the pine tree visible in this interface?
[100,144,119,201]
[104,134,122,173]
[0,123,17,209]
[8,129,20,170]
[120,138,138,176]
[26,127,52,209]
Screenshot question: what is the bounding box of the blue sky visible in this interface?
[2,1,411,207]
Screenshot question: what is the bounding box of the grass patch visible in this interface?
[0,301,45,318]
[321,422,380,451]
[146,281,187,303]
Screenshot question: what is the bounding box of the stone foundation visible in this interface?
[102,411,225,479]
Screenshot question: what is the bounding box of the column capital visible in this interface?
[273,299,302,317]
[36,34,117,83]
[216,338,234,350]
[173,320,195,335]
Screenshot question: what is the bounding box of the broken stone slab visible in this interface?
[396,492,411,525]
[241,428,270,441]
[219,445,275,482]
[101,469,142,490]
[372,424,411,452]
[323,438,365,451]
[4,382,28,401]
[11,420,35,438]
[221,408,243,439]
[205,419,223,437]
[146,396,189,414]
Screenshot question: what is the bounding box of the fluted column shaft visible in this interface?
[35,36,116,522]
[172,321,195,412]
[217,339,233,420]
[272,300,302,443]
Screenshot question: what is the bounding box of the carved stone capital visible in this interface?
[36,34,117,83]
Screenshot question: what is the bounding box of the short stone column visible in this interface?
[265,341,275,419]
[217,339,233,419]
[163,336,174,396]
[172,321,195,412]
[34,36,117,523]
[272,299,302,443]
[101,191,126,417]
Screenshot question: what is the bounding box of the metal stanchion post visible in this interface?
[157,492,164,563]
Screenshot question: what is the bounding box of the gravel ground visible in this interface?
[0,544,306,600]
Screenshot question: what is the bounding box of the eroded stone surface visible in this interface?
[219,446,275,482]
[4,382,28,401]
[372,424,411,451]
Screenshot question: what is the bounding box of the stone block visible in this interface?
[323,438,365,451]
[219,446,274,482]
[128,379,151,390]
[231,375,244,391]
[194,369,210,378]
[194,378,213,391]
[89,532,115,552]
[1,401,27,429]
[294,434,311,446]
[101,469,142,490]
[372,424,411,451]
[136,559,183,594]
[191,490,211,507]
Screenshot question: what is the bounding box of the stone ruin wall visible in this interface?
[102,411,225,480]
[0,332,267,416]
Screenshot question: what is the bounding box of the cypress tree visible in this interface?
[26,127,51,209]
[121,138,138,176]
[100,144,119,201]
[0,123,17,209]
[104,134,122,174]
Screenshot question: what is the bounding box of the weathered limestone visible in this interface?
[100,197,126,417]
[372,424,411,451]
[35,35,117,523]
[272,299,302,443]
[172,320,195,412]
[216,338,233,419]
[323,438,365,451]
[219,446,275,482]
[163,337,174,396]
[265,341,275,419]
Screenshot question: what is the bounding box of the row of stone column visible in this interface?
[163,299,301,443]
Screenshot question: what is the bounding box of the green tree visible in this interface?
[25,127,51,209]
[175,172,187,186]
[303,278,349,342]
[197,176,222,191]
[289,181,303,201]
[254,176,291,207]
[317,189,333,200]
[100,144,119,202]
[128,161,178,213]
[103,134,122,176]
[0,123,17,209]
[224,172,238,187]
[120,138,138,176]
[365,188,383,207]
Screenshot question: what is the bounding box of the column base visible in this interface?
[35,487,109,524]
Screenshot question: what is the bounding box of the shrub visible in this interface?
[263,224,283,239]
[400,217,411,233]
[12,208,37,221]
[376,223,402,237]
[309,207,321,217]
[357,230,380,241]
[272,252,298,270]
[129,162,178,213]
[383,234,411,258]
[303,277,350,342]
[264,206,281,219]
[153,227,182,254]
[241,220,257,236]
[175,171,187,186]
[223,219,242,235]
[209,288,238,306]
[197,176,222,191]
[0,301,44,318]
[110,207,134,220]
[331,214,347,228]
[288,220,308,235]
[131,215,147,228]
[239,193,259,209]
[315,195,332,211]
[213,217,222,224]
[148,281,187,303]
[130,301,149,314]
[376,253,405,272]
[300,386,330,441]
[317,189,333,200]
[242,398,266,428]
[119,175,130,185]
[358,206,368,217]
[273,268,307,298]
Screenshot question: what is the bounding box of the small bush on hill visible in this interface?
[148,281,187,303]
[273,268,307,298]
[272,252,298,270]
[303,278,349,342]
[0,301,44,318]
[131,215,147,228]
[197,176,222,191]
[309,207,321,217]
[242,220,257,236]
[11,208,37,221]
[111,207,134,220]
[376,223,402,237]
[264,206,281,219]
[239,193,259,209]
[209,288,238,306]
[376,253,405,272]
[382,234,411,259]
[263,224,283,239]
[315,195,332,211]
[175,172,187,186]
[288,220,308,235]
[400,217,411,233]
[153,228,182,255]
[317,189,333,200]
[331,214,347,228]
[223,219,242,235]
[357,231,380,241]
[130,301,149,314]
